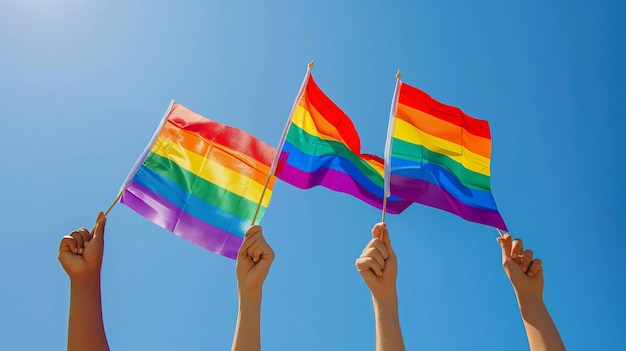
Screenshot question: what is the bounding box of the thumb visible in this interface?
[245,225,262,238]
[381,224,393,255]
[372,222,394,255]
[93,212,106,240]
[496,234,512,263]
[371,222,385,240]
[238,225,262,260]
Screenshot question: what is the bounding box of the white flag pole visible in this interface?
[496,228,506,238]
[91,100,175,231]
[379,76,508,234]
[251,61,314,224]
[381,70,402,223]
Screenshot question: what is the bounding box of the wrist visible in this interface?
[514,289,543,306]
[372,287,398,306]
[372,291,399,312]
[237,292,262,320]
[515,292,547,320]
[70,272,101,290]
[238,289,262,305]
[372,295,401,330]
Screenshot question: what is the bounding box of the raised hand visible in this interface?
[59,212,106,281]
[232,225,274,351]
[497,234,543,299]
[236,225,275,298]
[497,233,565,351]
[355,222,398,302]
[59,212,110,351]
[356,222,405,351]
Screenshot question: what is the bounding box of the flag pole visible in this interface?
[102,191,123,218]
[118,100,175,193]
[90,190,123,232]
[251,61,314,225]
[381,197,388,223]
[496,228,506,238]
[91,100,176,232]
[381,70,402,223]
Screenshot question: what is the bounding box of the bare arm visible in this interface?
[231,225,274,351]
[58,213,110,351]
[497,234,565,351]
[356,223,405,351]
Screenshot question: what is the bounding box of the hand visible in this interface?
[498,236,565,351]
[356,223,397,301]
[497,234,543,300]
[59,212,106,281]
[236,225,274,298]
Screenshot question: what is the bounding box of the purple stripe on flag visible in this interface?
[278,164,412,214]
[390,174,507,230]
[121,181,242,259]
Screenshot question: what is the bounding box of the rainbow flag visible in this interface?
[276,73,412,214]
[120,101,276,259]
[385,81,507,230]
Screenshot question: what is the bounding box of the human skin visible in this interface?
[231,225,275,351]
[58,212,110,351]
[497,234,566,351]
[356,222,405,351]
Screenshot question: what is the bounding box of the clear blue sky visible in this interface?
[1,1,624,350]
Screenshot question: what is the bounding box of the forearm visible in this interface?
[516,294,565,351]
[231,292,262,351]
[68,275,109,351]
[372,294,405,351]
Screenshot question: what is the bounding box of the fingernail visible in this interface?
[528,272,534,277]
[73,248,78,254]
[79,248,83,254]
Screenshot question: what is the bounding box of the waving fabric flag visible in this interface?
[275,72,412,214]
[119,101,276,259]
[385,81,507,230]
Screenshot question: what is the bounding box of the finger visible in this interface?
[93,212,106,240]
[239,236,260,261]
[527,258,543,277]
[252,241,274,264]
[245,225,262,238]
[371,222,385,240]
[363,238,389,259]
[511,238,524,261]
[76,228,92,254]
[247,237,265,262]
[372,222,394,257]
[379,225,394,255]
[238,226,262,259]
[356,257,383,277]
[79,229,91,249]
[374,238,389,259]
[248,226,268,262]
[361,246,386,270]
[496,234,512,262]
[60,235,78,254]
[521,249,534,273]
[69,230,85,254]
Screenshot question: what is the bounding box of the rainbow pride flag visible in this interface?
[385,81,507,230]
[276,73,412,214]
[120,101,276,259]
